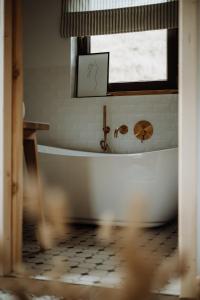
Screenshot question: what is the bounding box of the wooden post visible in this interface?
[0,0,9,276]
[3,0,13,274]
[12,0,23,268]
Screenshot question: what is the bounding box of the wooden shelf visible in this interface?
[23,121,50,131]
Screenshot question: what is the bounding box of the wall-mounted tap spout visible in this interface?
[114,124,128,138]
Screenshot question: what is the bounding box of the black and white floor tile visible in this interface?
[22,222,178,294]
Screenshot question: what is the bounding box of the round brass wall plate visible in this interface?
[134,120,153,142]
[119,125,128,135]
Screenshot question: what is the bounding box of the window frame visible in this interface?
[77,29,178,95]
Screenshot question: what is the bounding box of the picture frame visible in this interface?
[77,52,109,98]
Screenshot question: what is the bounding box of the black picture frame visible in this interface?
[76,52,110,98]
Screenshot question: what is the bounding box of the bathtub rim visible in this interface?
[68,217,173,228]
[38,144,178,158]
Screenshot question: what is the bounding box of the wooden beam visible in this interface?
[3,0,13,274]
[0,0,3,272]
[12,0,23,268]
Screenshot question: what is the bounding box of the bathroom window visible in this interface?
[77,29,178,95]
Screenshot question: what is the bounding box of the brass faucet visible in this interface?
[114,125,128,138]
[100,105,110,152]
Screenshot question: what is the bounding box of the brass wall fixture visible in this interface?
[100,105,110,152]
[114,125,128,138]
[134,121,153,143]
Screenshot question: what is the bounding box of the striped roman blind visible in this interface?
[61,0,178,38]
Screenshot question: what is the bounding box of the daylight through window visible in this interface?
[91,30,167,83]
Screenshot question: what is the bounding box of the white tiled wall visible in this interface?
[23,0,178,154]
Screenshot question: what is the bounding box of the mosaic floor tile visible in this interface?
[23,221,178,294]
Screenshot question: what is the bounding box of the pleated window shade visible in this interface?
[61,0,178,38]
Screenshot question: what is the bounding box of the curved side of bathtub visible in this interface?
[38,146,178,227]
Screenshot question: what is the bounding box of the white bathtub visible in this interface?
[38,146,178,227]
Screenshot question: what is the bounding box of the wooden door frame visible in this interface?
[2,0,13,274]
[11,0,23,269]
[0,0,199,298]
[0,0,12,276]
[179,0,198,298]
[1,0,23,275]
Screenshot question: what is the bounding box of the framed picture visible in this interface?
[77,52,109,98]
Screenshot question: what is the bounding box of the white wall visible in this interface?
[22,0,178,154]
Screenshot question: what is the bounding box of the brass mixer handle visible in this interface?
[134,120,153,142]
[135,129,146,137]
